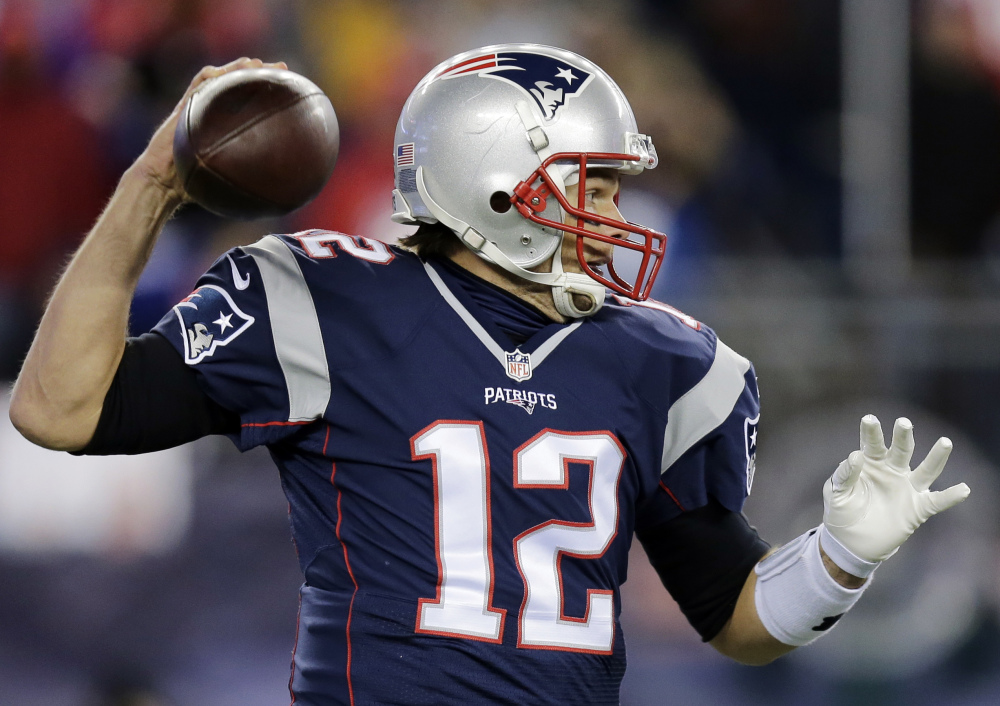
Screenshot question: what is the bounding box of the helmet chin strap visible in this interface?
[511,100,603,318]
[415,167,606,318]
[546,235,606,317]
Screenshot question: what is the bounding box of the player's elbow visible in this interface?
[8,381,96,452]
[712,642,786,666]
[708,623,795,666]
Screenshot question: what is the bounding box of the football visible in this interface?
[173,67,339,219]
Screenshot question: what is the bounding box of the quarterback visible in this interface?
[10,47,969,705]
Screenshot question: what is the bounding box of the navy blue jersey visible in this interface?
[153,230,760,705]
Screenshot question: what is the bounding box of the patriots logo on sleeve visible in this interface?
[745,414,759,494]
[437,51,594,120]
[173,284,255,364]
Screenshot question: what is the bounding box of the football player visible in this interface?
[10,48,970,705]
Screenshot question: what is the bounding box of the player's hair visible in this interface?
[398,222,461,260]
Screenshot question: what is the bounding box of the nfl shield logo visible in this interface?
[505,349,533,382]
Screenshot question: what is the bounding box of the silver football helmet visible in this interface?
[391,44,666,317]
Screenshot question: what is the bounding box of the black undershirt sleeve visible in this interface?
[77,332,240,455]
[636,499,770,642]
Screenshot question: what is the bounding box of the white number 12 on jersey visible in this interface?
[411,422,625,654]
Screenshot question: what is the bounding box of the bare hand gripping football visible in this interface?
[173,66,339,219]
[822,415,971,567]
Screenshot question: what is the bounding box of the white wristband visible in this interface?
[818,525,883,579]
[754,526,869,647]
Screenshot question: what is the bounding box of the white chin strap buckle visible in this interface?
[547,238,606,318]
[551,275,606,319]
[553,286,603,318]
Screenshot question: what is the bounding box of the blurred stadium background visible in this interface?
[1,0,1000,704]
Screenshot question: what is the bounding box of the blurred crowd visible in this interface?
[3,0,1000,704]
[4,0,1000,370]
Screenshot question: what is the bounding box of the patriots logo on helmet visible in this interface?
[437,51,594,121]
[173,284,255,364]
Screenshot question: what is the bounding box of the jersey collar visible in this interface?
[423,260,583,383]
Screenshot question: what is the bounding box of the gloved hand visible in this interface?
[822,415,971,565]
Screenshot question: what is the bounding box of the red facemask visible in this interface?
[510,152,667,301]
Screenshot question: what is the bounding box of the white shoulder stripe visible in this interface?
[660,340,751,474]
[244,236,331,423]
[531,320,582,366]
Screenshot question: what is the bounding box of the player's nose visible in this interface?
[600,201,629,239]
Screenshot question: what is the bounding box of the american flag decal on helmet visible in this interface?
[396,143,415,167]
[436,51,594,121]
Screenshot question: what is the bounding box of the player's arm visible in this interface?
[708,541,862,665]
[636,498,771,657]
[8,58,282,452]
[636,496,809,665]
[75,332,240,455]
[712,416,970,664]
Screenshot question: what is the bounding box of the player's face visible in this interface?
[559,169,628,275]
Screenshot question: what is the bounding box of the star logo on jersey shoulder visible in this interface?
[214,312,234,333]
[174,284,255,364]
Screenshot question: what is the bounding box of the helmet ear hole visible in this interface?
[489,191,513,214]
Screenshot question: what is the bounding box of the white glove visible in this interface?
[822,415,971,567]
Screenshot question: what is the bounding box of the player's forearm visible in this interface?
[10,58,293,452]
[709,545,863,665]
[709,553,793,665]
[9,166,182,451]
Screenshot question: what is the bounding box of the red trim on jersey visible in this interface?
[512,428,614,490]
[512,429,626,655]
[293,230,396,264]
[611,294,702,330]
[289,427,336,703]
[288,502,301,561]
[287,593,303,704]
[410,420,506,644]
[330,455,358,706]
[242,420,312,428]
[659,480,686,512]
